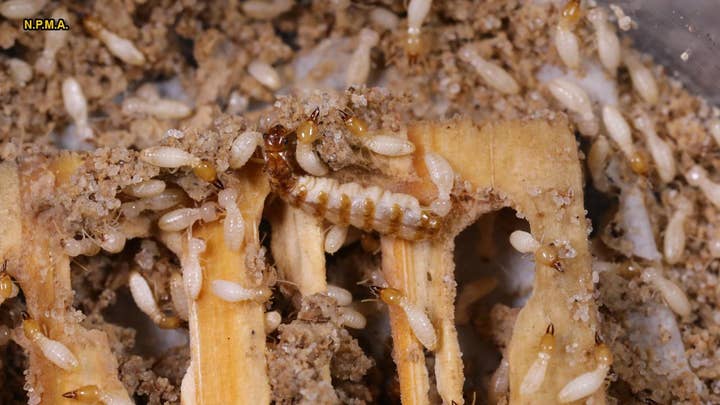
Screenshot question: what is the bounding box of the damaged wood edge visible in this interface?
[404,119,603,404]
[0,160,131,404]
[188,165,271,405]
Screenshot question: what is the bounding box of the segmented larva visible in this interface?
[0,0,47,19]
[62,385,132,405]
[339,307,367,329]
[509,230,540,254]
[7,58,32,86]
[405,0,432,64]
[122,96,192,120]
[182,237,206,300]
[230,131,263,169]
[296,108,328,176]
[35,6,69,75]
[62,77,94,141]
[547,78,598,136]
[158,203,217,232]
[0,273,19,306]
[424,152,455,217]
[664,196,693,265]
[241,0,293,20]
[23,317,79,370]
[346,28,380,87]
[324,224,349,254]
[181,362,197,405]
[247,61,281,91]
[558,344,613,403]
[218,188,245,252]
[62,237,100,257]
[587,8,621,73]
[263,125,440,240]
[83,17,145,66]
[121,188,187,218]
[633,113,676,183]
[210,280,271,303]
[169,273,189,321]
[686,165,720,208]
[264,311,282,333]
[98,228,126,254]
[641,267,691,317]
[554,0,582,70]
[458,45,520,95]
[624,51,659,104]
[587,136,611,191]
[129,272,181,329]
[140,146,200,169]
[520,324,555,395]
[380,287,437,351]
[326,285,353,306]
[124,179,166,198]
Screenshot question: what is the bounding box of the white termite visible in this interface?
[324,224,348,254]
[264,311,282,333]
[424,152,454,216]
[663,196,693,265]
[509,230,540,254]
[339,307,367,329]
[62,237,100,257]
[0,0,47,19]
[169,273,189,321]
[489,357,510,403]
[0,273,19,306]
[554,24,580,70]
[158,208,202,232]
[686,165,720,208]
[124,179,166,198]
[370,7,399,31]
[140,146,200,168]
[296,142,328,176]
[558,344,612,403]
[520,324,555,396]
[181,362,196,405]
[122,97,192,120]
[35,7,69,75]
[248,61,281,91]
[380,287,437,351]
[241,0,293,19]
[230,131,262,169]
[624,51,659,104]
[98,228,126,254]
[7,58,32,86]
[218,188,245,251]
[587,136,611,192]
[458,45,520,95]
[62,77,94,141]
[602,105,636,160]
[547,78,594,123]
[633,114,676,183]
[641,267,691,317]
[404,0,431,63]
[23,318,78,370]
[587,8,621,73]
[121,188,187,218]
[346,28,379,87]
[181,237,206,300]
[210,280,271,303]
[84,17,146,66]
[62,384,133,405]
[326,285,353,306]
[129,271,180,328]
[363,134,415,156]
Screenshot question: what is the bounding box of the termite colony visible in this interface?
[0,0,719,404]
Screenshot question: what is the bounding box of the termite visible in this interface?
[424,152,455,216]
[181,236,206,300]
[555,0,582,70]
[641,267,691,317]
[264,311,282,333]
[0,0,47,19]
[23,315,79,370]
[295,107,328,176]
[339,307,367,329]
[0,273,19,306]
[62,77,94,142]
[587,8,621,73]
[218,188,246,251]
[169,272,189,321]
[663,195,693,265]
[339,109,416,156]
[380,287,437,350]
[262,124,441,240]
[346,28,380,87]
[230,130,263,169]
[509,230,540,254]
[83,17,145,66]
[624,51,659,104]
[326,285,353,306]
[405,0,432,64]
[210,280,271,303]
[128,272,181,329]
[62,385,132,404]
[547,77,598,136]
[458,44,520,95]
[157,203,217,232]
[633,113,676,183]
[324,224,349,254]
[35,6,69,75]
[247,61,281,90]
[124,179,166,198]
[558,343,613,403]
[520,324,555,395]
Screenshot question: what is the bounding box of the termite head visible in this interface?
[380,287,404,305]
[22,317,41,340]
[263,125,291,152]
[405,28,425,65]
[560,0,582,28]
[535,244,561,271]
[594,343,613,366]
[297,108,321,144]
[338,108,368,137]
